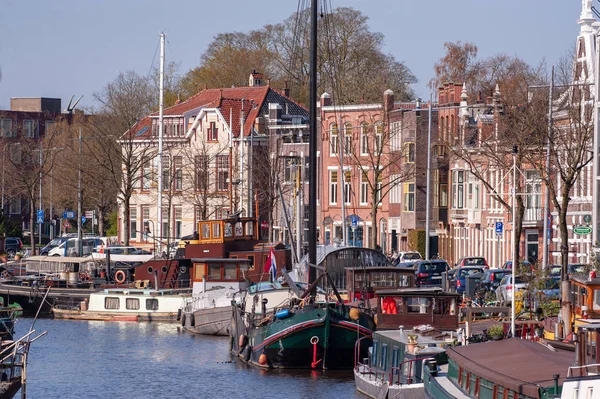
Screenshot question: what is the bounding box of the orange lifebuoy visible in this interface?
[115,270,126,284]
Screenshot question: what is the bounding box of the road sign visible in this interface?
[495,222,503,236]
[36,216,44,224]
[81,216,87,224]
[260,221,269,229]
[574,225,592,235]
[37,209,44,218]
[63,210,75,219]
[351,215,358,227]
[64,220,71,229]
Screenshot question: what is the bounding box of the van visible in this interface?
[48,237,105,257]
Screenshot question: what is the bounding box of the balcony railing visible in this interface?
[523,207,542,223]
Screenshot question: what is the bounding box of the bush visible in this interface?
[407,229,426,258]
[487,324,504,338]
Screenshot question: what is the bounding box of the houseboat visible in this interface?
[345,265,415,303]
[353,287,461,399]
[52,287,191,322]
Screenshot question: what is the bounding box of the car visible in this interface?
[475,269,512,295]
[40,236,74,256]
[450,266,486,295]
[495,275,528,305]
[414,260,451,287]
[393,251,422,266]
[501,260,533,271]
[525,277,560,309]
[3,237,23,257]
[455,257,488,268]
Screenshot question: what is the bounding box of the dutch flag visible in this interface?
[264,248,277,281]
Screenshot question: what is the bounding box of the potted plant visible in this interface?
[406,333,418,353]
[0,253,7,264]
[487,324,505,340]
[14,252,23,261]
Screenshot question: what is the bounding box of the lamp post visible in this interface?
[144,220,156,256]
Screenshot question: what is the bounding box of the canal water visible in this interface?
[14,318,363,399]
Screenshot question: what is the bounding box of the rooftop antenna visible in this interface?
[64,95,83,124]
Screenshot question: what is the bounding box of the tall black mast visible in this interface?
[308,0,318,284]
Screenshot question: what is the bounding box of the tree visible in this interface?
[177,7,416,105]
[90,71,157,245]
[429,41,480,91]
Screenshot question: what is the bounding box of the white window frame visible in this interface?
[360,171,369,205]
[175,207,182,239]
[130,207,137,240]
[1,119,13,138]
[330,123,338,156]
[360,123,369,155]
[23,119,36,138]
[329,170,338,205]
[344,170,352,204]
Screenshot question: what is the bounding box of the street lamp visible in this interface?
[144,220,156,256]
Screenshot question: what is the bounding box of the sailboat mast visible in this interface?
[308,0,318,284]
[157,32,165,255]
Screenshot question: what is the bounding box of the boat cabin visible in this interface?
[189,258,251,296]
[345,266,415,301]
[570,274,600,320]
[375,288,459,330]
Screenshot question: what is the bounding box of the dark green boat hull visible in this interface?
[231,303,374,369]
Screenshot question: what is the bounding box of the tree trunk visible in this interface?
[558,201,572,337]
[370,201,378,249]
[123,196,130,246]
[97,206,105,237]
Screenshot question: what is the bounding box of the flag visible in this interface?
[264,248,277,280]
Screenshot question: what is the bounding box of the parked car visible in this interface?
[48,237,99,257]
[3,237,23,257]
[475,269,512,295]
[525,277,560,309]
[414,260,451,287]
[455,257,488,268]
[450,266,486,295]
[40,235,75,256]
[495,275,528,305]
[393,251,422,266]
[547,264,590,277]
[501,260,533,271]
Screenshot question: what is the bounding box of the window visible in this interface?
[525,170,541,209]
[376,174,383,204]
[8,197,21,215]
[175,207,182,239]
[216,155,229,192]
[173,156,183,190]
[146,299,159,311]
[389,175,401,204]
[23,119,36,138]
[130,207,137,239]
[208,264,221,280]
[162,156,170,191]
[126,298,140,310]
[404,142,415,163]
[208,121,218,141]
[212,223,221,239]
[142,206,150,240]
[215,207,229,219]
[452,170,465,209]
[360,171,369,205]
[403,183,415,211]
[142,159,152,190]
[375,122,383,153]
[329,170,338,204]
[440,184,448,207]
[195,155,208,192]
[330,123,338,156]
[162,208,169,239]
[201,223,211,239]
[344,171,352,204]
[224,265,237,280]
[105,297,120,310]
[344,123,352,155]
[45,120,55,135]
[1,119,13,137]
[284,157,299,183]
[360,123,369,154]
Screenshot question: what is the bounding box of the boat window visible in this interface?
[213,223,221,239]
[105,297,119,310]
[247,256,255,271]
[194,263,206,280]
[208,264,221,280]
[398,275,412,287]
[146,298,159,311]
[371,340,378,367]
[126,298,140,310]
[224,265,237,280]
[391,346,400,369]
[593,290,600,311]
[407,297,430,313]
[380,343,388,370]
[224,223,233,238]
[201,223,211,239]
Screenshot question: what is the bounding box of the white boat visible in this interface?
[52,287,190,322]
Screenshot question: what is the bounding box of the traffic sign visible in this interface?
[64,220,71,229]
[81,216,87,224]
[495,222,503,236]
[36,216,44,224]
[63,210,75,219]
[574,225,592,235]
[351,215,358,227]
[37,209,44,218]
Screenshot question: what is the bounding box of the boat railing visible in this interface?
[567,363,600,377]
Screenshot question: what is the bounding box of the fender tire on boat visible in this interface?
[181,314,186,327]
[243,345,252,362]
[177,309,182,321]
[189,313,195,327]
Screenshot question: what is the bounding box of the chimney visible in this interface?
[320,92,331,107]
[283,82,290,97]
[383,89,394,112]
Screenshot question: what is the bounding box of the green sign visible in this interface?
[573,225,592,235]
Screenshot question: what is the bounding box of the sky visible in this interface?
[0,0,582,111]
